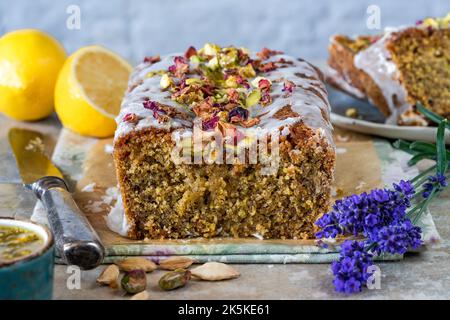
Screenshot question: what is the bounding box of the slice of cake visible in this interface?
[326,14,450,125]
[113,44,335,240]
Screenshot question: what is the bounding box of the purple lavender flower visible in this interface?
[316,180,415,241]
[372,220,422,255]
[331,240,374,294]
[393,180,415,197]
[316,180,424,294]
[423,174,448,198]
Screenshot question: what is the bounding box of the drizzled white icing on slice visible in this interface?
[354,28,411,124]
[324,65,365,99]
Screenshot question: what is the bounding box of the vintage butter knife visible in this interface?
[8,128,105,269]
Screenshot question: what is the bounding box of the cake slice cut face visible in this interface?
[113,44,335,240]
[327,15,450,125]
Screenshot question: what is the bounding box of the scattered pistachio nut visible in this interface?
[160,73,172,89]
[115,257,157,273]
[246,90,262,108]
[202,43,220,56]
[121,269,147,294]
[185,78,202,85]
[130,290,150,300]
[190,262,240,281]
[159,256,194,271]
[159,269,191,291]
[206,56,219,70]
[96,264,120,288]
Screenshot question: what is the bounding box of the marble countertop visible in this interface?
[1,113,449,300]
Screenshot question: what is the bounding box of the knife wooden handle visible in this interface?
[32,177,105,270]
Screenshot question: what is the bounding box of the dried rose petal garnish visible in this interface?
[236,76,250,89]
[143,55,161,64]
[256,47,284,60]
[184,46,197,59]
[143,100,167,120]
[370,35,382,44]
[168,56,189,78]
[258,61,277,73]
[258,78,271,92]
[227,89,240,104]
[228,106,249,123]
[202,116,220,131]
[123,113,139,124]
[193,98,214,118]
[240,117,261,128]
[260,92,272,106]
[282,80,295,94]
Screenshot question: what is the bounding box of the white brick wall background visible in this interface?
[0,0,449,64]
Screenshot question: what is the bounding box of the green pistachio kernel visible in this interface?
[190,55,201,67]
[239,64,256,78]
[185,78,202,85]
[207,56,219,70]
[225,76,238,88]
[201,43,221,56]
[246,89,261,108]
[219,48,238,67]
[121,270,147,294]
[160,74,172,89]
[159,269,191,291]
[146,70,165,78]
[423,17,439,28]
[439,13,450,27]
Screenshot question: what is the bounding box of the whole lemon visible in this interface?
[0,29,67,121]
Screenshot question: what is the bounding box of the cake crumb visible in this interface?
[336,134,350,142]
[252,233,264,240]
[81,182,96,192]
[84,200,105,213]
[25,137,45,153]
[104,144,114,154]
[355,181,366,190]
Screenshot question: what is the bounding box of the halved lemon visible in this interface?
[55,45,132,137]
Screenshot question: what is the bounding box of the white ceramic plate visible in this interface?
[331,112,450,143]
[327,86,450,143]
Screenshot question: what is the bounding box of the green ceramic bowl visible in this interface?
[0,218,54,300]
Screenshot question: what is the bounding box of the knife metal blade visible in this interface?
[8,128,105,270]
[8,128,63,184]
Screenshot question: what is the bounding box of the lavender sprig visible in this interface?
[318,103,449,294]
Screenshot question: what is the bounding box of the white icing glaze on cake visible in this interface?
[323,65,365,99]
[114,51,334,147]
[353,28,411,124]
[106,194,130,236]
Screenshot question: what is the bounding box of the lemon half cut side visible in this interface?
[55,45,132,138]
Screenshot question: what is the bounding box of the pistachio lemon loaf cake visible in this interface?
[327,15,450,125]
[113,44,335,240]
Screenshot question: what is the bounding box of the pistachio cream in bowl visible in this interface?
[0,218,54,299]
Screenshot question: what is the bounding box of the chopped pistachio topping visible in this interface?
[416,14,450,29]
[246,89,262,108]
[143,44,287,130]
[160,73,172,89]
